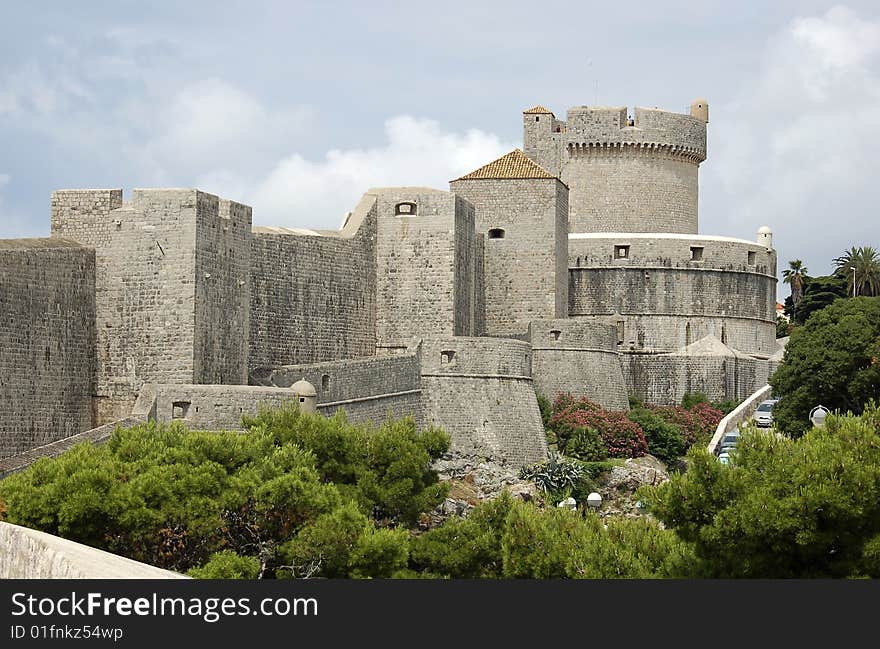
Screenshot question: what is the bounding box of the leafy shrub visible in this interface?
[627,408,685,463]
[409,493,515,578]
[243,406,450,525]
[643,404,880,578]
[649,406,702,447]
[536,393,553,431]
[680,392,711,410]
[564,427,607,462]
[0,407,450,578]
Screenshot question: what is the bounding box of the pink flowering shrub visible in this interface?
[650,403,723,449]
[548,393,648,459]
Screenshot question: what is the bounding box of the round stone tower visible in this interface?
[523,101,708,234]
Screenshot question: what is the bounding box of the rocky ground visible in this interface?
[422,451,670,529]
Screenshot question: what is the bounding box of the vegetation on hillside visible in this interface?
[771,297,880,436]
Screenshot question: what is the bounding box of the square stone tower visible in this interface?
[51,188,251,423]
[451,150,568,338]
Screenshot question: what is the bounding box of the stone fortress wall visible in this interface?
[567,233,777,356]
[0,94,780,471]
[528,318,629,410]
[50,188,252,425]
[0,238,95,458]
[375,188,481,353]
[249,191,378,369]
[250,350,424,427]
[450,174,569,338]
[420,336,547,466]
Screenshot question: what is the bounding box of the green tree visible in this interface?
[782,259,809,318]
[770,297,880,435]
[0,407,450,578]
[834,246,880,297]
[641,407,880,578]
[792,274,848,325]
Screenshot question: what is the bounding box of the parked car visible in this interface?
[718,451,731,465]
[715,431,740,455]
[754,399,778,427]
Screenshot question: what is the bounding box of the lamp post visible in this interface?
[851,266,857,298]
[586,492,602,513]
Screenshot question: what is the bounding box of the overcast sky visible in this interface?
[2,1,879,294]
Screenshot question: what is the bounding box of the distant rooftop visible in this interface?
[523,105,553,114]
[454,149,557,181]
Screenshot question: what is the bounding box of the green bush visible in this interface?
[0,406,451,578]
[564,427,608,462]
[627,408,685,463]
[770,297,880,436]
[188,551,261,579]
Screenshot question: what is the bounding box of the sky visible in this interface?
[1,1,879,295]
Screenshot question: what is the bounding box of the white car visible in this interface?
[718,451,731,465]
[754,399,778,427]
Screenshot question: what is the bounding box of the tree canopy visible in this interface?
[641,405,880,578]
[0,406,450,578]
[771,296,880,435]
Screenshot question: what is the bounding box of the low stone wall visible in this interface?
[0,522,188,579]
[134,384,303,430]
[250,352,423,427]
[0,416,145,480]
[707,384,773,454]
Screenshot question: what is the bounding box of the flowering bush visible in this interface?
[548,393,647,459]
[650,403,723,449]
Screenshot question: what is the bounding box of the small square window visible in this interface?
[690,246,704,261]
[614,245,630,259]
[550,329,561,341]
[440,350,456,364]
[748,251,756,265]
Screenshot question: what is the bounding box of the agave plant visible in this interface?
[519,450,585,493]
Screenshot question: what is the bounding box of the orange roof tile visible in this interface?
[454,149,557,181]
[523,105,553,114]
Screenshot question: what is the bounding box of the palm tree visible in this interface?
[833,246,880,297]
[782,260,808,313]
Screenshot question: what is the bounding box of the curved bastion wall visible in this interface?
[528,319,628,409]
[567,233,777,357]
[420,337,547,467]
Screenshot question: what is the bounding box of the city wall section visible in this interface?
[249,192,378,368]
[568,233,777,357]
[250,351,423,427]
[0,238,95,458]
[451,175,568,338]
[528,318,628,409]
[375,189,480,353]
[50,189,251,424]
[420,337,547,466]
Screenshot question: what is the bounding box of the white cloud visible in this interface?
[706,5,880,280]
[245,115,515,228]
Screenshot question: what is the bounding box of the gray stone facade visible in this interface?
[0,238,95,458]
[0,95,778,470]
